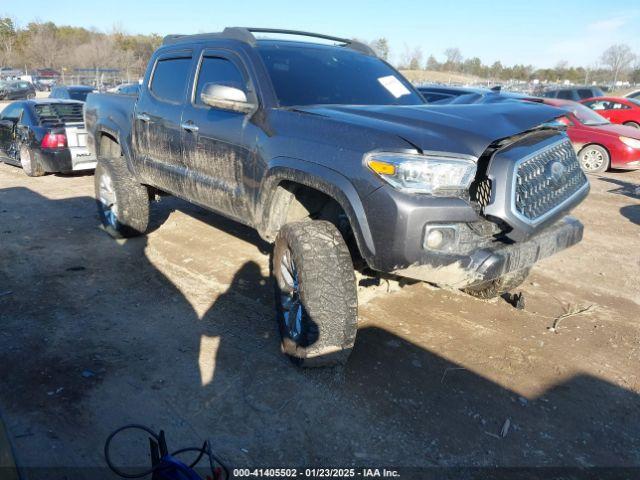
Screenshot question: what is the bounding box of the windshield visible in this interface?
[569,103,609,126]
[257,43,424,107]
[627,98,640,107]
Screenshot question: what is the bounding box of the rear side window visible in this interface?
[68,90,92,102]
[577,89,594,99]
[194,57,246,105]
[150,57,192,103]
[557,90,574,100]
[34,103,84,126]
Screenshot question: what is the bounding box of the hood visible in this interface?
[582,122,640,139]
[295,102,566,157]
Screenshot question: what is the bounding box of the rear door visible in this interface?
[179,49,258,222]
[133,50,194,191]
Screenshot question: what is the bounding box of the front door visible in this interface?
[133,51,194,193]
[0,103,24,163]
[179,50,258,224]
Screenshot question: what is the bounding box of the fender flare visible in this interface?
[257,156,376,261]
[93,123,139,178]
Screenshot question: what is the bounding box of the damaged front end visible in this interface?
[363,128,589,288]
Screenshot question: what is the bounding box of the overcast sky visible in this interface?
[5,0,640,68]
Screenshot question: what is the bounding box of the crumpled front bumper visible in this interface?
[392,216,583,287]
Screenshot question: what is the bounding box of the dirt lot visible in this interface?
[0,154,639,477]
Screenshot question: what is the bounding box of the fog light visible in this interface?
[426,229,444,249]
[423,225,458,251]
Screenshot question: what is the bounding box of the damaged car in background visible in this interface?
[84,28,590,367]
[0,99,97,176]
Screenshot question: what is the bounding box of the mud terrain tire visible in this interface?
[94,156,149,238]
[463,268,530,299]
[273,220,358,367]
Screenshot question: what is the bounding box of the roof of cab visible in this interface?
[161,27,376,56]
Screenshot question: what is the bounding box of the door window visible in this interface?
[150,57,192,103]
[193,56,246,105]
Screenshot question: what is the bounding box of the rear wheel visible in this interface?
[94,156,150,238]
[463,268,530,299]
[20,145,44,177]
[623,121,640,129]
[273,220,358,367]
[578,144,609,174]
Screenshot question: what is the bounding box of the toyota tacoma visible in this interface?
[84,28,589,367]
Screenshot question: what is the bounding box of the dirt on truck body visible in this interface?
[84,27,589,367]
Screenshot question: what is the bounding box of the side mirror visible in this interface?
[200,83,255,114]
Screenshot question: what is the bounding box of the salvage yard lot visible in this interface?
[0,161,639,472]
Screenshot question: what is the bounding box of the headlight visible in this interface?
[619,136,640,149]
[366,152,477,196]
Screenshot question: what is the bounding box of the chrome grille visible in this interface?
[514,139,587,221]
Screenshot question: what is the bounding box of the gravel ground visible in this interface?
[0,151,639,478]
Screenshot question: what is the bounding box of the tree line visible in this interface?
[0,18,161,82]
[1,18,638,86]
[369,38,638,85]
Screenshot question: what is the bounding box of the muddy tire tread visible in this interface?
[274,220,358,367]
[94,156,149,238]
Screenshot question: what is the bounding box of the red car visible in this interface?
[540,98,640,173]
[580,96,640,129]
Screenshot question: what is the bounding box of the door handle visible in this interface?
[181,122,199,133]
[136,112,150,122]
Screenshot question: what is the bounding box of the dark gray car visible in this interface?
[50,85,97,102]
[543,86,604,101]
[0,80,36,100]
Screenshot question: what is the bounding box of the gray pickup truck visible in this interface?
[84,28,589,367]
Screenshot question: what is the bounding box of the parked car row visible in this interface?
[419,85,640,173]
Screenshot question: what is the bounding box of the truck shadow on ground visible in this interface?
[598,176,640,200]
[620,205,640,225]
[0,186,639,475]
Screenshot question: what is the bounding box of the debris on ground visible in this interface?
[81,369,96,378]
[548,304,597,333]
[502,291,526,310]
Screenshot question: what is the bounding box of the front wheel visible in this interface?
[20,145,44,177]
[94,156,150,238]
[578,144,610,174]
[273,220,358,367]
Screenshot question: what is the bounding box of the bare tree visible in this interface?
[0,16,17,71]
[22,23,63,69]
[408,46,423,70]
[600,44,635,85]
[73,34,120,85]
[444,47,463,71]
